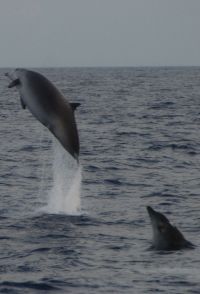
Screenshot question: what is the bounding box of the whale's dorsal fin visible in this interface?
[70,103,81,112]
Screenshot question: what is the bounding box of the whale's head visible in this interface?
[5,68,28,88]
[147,206,171,248]
[147,206,169,229]
[146,206,194,250]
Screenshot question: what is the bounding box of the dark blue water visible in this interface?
[0,67,200,293]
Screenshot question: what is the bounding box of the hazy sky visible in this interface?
[0,0,200,67]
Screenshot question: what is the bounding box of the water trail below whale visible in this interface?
[43,139,82,215]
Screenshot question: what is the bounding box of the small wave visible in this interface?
[149,101,175,109]
[148,143,166,151]
[104,179,122,186]
[0,236,11,240]
[170,143,195,150]
[148,142,197,152]
[116,130,139,136]
[29,247,51,253]
[30,213,100,229]
[0,214,8,220]
[0,281,59,291]
[39,233,69,240]
[106,244,130,250]
[146,191,181,199]
[160,88,173,92]
[18,145,39,152]
[69,215,101,227]
[87,164,99,171]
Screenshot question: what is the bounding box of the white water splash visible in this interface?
[44,139,82,215]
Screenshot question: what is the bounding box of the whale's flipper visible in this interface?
[146,206,194,250]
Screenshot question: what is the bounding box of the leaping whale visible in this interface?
[147,206,194,250]
[6,69,80,161]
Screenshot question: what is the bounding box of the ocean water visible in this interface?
[0,67,200,293]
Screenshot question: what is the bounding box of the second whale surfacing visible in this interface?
[6,69,80,161]
[147,206,194,250]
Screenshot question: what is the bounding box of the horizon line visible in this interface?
[1,65,200,69]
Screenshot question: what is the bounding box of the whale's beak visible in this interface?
[7,78,20,88]
[5,71,20,88]
[147,206,155,216]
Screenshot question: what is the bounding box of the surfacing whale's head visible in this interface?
[5,68,28,88]
[147,206,194,250]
